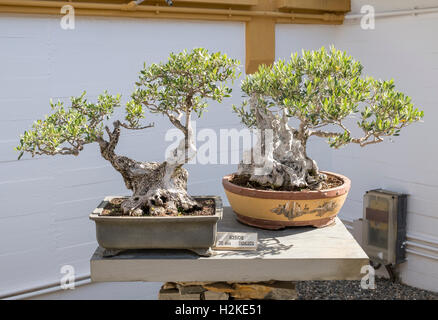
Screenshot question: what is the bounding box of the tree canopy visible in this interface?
[16,48,240,160]
[127,48,240,134]
[16,92,122,159]
[234,46,424,148]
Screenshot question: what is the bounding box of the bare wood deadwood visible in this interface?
[238,94,325,189]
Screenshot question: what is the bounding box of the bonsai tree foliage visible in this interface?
[233,47,423,190]
[16,48,239,216]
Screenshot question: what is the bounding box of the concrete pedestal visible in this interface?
[90,207,369,299]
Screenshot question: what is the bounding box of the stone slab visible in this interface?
[91,207,369,282]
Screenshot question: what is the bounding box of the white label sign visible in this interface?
[214,232,258,250]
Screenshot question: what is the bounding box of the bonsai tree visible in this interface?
[233,47,423,190]
[16,48,239,216]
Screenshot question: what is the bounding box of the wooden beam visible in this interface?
[176,0,258,6]
[277,0,351,12]
[0,0,351,74]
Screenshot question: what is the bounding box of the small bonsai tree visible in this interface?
[16,48,239,216]
[233,47,423,190]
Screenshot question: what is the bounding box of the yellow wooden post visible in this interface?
[245,1,276,74]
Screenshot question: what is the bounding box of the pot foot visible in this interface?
[188,247,215,257]
[101,248,126,257]
[235,213,337,230]
[236,215,286,230]
[311,216,336,228]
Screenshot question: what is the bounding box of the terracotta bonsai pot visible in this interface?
[222,171,351,230]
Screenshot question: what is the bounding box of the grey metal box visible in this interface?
[362,189,407,265]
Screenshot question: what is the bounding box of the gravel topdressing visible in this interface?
[296,278,438,300]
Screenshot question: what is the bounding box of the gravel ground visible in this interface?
[296,278,438,300]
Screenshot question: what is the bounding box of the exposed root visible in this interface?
[121,186,200,216]
[118,162,200,216]
[96,116,200,216]
[237,94,327,190]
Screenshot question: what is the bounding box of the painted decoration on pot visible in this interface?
[271,201,338,220]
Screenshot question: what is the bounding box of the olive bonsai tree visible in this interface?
[16,48,239,216]
[233,47,423,190]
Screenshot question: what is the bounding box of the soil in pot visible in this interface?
[230,173,344,192]
[100,197,215,217]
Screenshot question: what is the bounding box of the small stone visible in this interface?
[179,293,202,300]
[178,281,212,286]
[177,283,206,294]
[203,291,229,300]
[231,283,273,299]
[130,208,143,216]
[162,282,177,290]
[158,288,181,300]
[101,249,124,257]
[226,282,297,300]
[203,282,235,293]
[158,288,201,300]
[265,282,297,300]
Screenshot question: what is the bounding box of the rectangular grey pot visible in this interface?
[89,195,223,250]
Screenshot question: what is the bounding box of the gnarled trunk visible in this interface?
[237,94,326,190]
[98,120,199,216]
[117,160,199,216]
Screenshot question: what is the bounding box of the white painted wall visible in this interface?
[277,1,438,292]
[1,0,437,298]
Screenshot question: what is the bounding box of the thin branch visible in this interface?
[351,136,383,146]
[165,111,187,134]
[309,130,341,139]
[119,122,155,130]
[309,129,385,147]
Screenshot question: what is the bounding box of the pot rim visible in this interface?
[222,171,351,200]
[89,195,223,221]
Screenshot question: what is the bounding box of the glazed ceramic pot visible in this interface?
[90,195,223,250]
[222,171,351,230]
